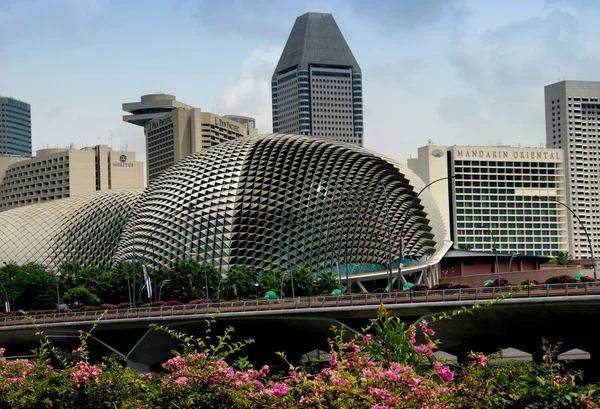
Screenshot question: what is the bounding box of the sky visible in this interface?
[2,0,600,173]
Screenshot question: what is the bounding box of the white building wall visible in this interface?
[409,145,568,256]
[545,80,600,260]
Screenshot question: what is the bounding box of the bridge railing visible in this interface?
[0,282,598,326]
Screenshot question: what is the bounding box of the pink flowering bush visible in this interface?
[0,304,598,408]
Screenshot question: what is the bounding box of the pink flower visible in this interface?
[434,362,454,383]
[414,344,426,353]
[175,376,188,386]
[299,396,313,405]
[0,348,5,357]
[363,334,372,343]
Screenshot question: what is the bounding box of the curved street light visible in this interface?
[396,175,457,290]
[0,281,9,312]
[533,195,596,279]
[158,279,170,302]
[478,224,500,283]
[379,181,394,291]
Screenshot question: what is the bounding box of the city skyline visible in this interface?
[3,0,600,167]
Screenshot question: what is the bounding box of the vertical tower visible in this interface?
[272,12,363,146]
[545,81,600,260]
[0,96,32,156]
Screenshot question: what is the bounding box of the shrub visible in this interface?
[412,284,430,291]
[545,275,577,284]
[164,300,183,306]
[63,286,98,307]
[141,301,167,308]
[521,279,539,286]
[116,302,133,309]
[487,278,512,287]
[433,282,472,290]
[580,276,598,283]
[189,299,210,305]
[99,303,117,310]
[449,282,473,289]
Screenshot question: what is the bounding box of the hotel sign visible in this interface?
[148,116,173,131]
[215,116,240,133]
[456,149,561,160]
[113,154,133,168]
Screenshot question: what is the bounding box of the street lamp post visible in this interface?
[0,281,9,312]
[216,275,227,300]
[2,262,15,311]
[479,224,500,283]
[533,195,596,279]
[397,175,457,290]
[279,268,296,299]
[508,253,519,284]
[158,279,170,302]
[380,181,394,292]
[54,272,62,311]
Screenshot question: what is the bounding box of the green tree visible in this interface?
[315,270,338,295]
[260,269,284,296]
[163,259,221,302]
[289,266,315,297]
[458,244,473,251]
[0,263,56,311]
[14,263,56,310]
[223,265,258,300]
[545,251,573,266]
[62,286,98,307]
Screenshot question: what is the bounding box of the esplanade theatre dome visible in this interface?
[0,188,144,270]
[114,134,449,282]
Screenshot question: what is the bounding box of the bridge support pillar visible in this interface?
[127,360,150,373]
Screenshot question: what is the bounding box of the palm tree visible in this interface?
[291,266,315,296]
[224,265,258,300]
[260,269,284,296]
[315,270,338,295]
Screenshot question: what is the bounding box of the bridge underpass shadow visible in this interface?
[424,301,600,382]
[125,316,359,372]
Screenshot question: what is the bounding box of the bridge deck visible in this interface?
[1,283,599,329]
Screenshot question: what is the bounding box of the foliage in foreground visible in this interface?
[0,305,598,408]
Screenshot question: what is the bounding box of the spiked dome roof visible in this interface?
[114,134,446,274]
[273,12,361,75]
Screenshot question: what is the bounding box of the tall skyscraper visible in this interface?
[272,12,363,146]
[545,80,600,261]
[0,96,32,156]
[123,94,257,182]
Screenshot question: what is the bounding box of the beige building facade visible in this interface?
[408,144,568,257]
[545,81,600,261]
[0,145,143,210]
[123,94,257,183]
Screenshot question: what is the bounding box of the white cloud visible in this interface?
[215,47,282,133]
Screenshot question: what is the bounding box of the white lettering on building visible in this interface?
[455,149,560,161]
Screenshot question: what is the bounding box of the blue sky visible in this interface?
[1,0,600,170]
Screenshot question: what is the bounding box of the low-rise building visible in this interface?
[0,145,143,210]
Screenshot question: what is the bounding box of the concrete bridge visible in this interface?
[0,283,598,372]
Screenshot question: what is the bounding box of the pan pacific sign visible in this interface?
[455,149,561,161]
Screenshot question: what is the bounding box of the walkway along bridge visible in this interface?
[0,283,598,371]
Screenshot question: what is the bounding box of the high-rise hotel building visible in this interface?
[0,96,32,156]
[408,144,568,256]
[0,145,143,210]
[123,94,257,182]
[272,12,363,146]
[545,81,600,260]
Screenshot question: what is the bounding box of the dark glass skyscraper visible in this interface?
[0,96,32,156]
[272,12,363,146]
